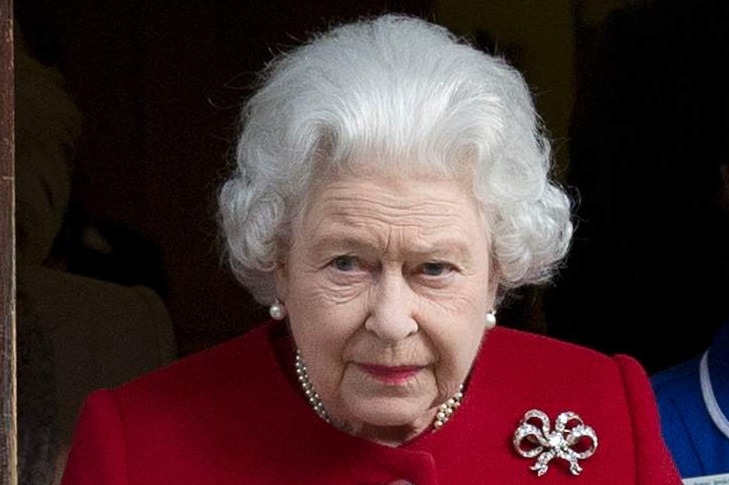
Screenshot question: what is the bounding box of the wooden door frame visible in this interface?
[0,0,17,483]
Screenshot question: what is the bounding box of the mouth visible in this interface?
[357,363,423,384]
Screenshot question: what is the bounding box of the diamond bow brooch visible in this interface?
[513,409,598,477]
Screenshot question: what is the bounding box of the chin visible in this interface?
[345,395,432,428]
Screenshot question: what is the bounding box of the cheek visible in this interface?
[422,292,489,386]
[431,325,486,400]
[288,290,358,347]
[287,273,366,331]
[430,310,486,364]
[285,278,368,384]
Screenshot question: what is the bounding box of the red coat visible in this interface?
[61,320,682,484]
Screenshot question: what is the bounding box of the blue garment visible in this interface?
[652,321,729,478]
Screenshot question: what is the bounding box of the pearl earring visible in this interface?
[486,310,497,328]
[269,299,287,320]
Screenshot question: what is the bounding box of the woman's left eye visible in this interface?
[420,262,452,277]
[331,255,358,272]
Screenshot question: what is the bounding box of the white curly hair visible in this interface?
[219,14,573,306]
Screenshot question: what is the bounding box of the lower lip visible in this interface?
[358,364,422,384]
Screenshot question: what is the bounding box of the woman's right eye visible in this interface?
[331,255,358,272]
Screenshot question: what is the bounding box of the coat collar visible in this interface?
[703,320,729,439]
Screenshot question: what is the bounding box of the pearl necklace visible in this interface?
[295,350,464,431]
[294,350,332,423]
[433,385,464,430]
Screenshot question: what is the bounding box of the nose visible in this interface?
[364,270,418,342]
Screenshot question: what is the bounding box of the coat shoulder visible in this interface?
[109,320,286,407]
[489,326,636,369]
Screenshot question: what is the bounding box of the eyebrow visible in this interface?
[309,231,472,261]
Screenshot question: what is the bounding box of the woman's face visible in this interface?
[276,170,497,445]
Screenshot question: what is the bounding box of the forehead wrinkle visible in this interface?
[323,190,468,220]
[312,199,476,244]
[309,232,379,257]
[308,220,474,262]
[298,176,486,259]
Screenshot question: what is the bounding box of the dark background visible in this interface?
[15,0,729,372]
[545,0,729,374]
[15,0,433,358]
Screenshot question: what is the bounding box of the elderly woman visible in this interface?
[61,14,681,484]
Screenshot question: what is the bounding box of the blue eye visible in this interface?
[332,255,357,272]
[422,262,448,276]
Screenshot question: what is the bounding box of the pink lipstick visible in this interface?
[358,364,421,384]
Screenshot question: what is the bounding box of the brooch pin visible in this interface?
[513,409,598,476]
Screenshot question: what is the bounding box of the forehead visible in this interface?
[293,171,488,252]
